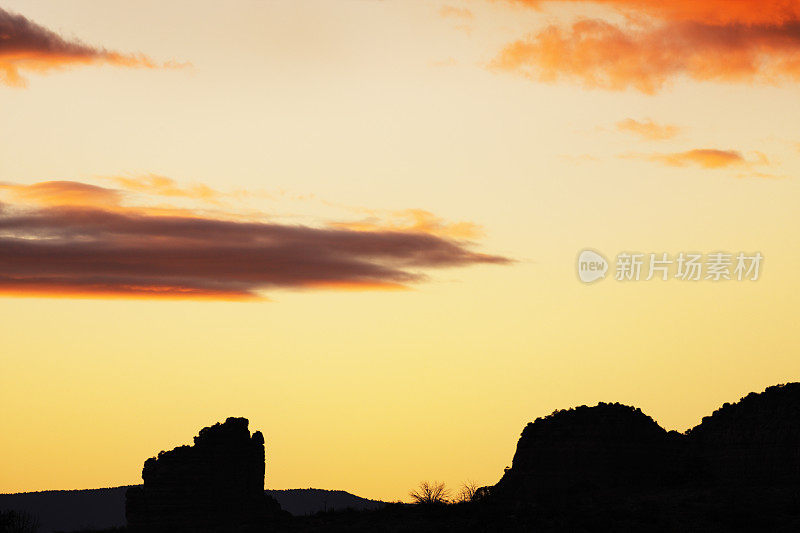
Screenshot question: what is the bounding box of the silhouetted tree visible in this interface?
[409,481,451,505]
[456,480,479,502]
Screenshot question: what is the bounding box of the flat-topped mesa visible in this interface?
[126,417,282,532]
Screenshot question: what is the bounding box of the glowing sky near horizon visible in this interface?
[1,0,800,501]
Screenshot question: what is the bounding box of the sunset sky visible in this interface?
[2,0,800,502]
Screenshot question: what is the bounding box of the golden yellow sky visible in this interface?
[1,0,800,501]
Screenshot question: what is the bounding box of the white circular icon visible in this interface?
[577,250,608,283]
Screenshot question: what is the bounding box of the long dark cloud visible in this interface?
[0,7,178,87]
[0,204,509,300]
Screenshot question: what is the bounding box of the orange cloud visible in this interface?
[616,118,680,140]
[0,178,493,239]
[492,19,800,93]
[0,179,224,220]
[491,1,800,93]
[503,1,800,26]
[108,175,225,204]
[0,180,122,208]
[330,208,484,240]
[0,7,182,87]
[636,149,747,169]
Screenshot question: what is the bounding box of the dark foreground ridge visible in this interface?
[492,382,800,502]
[2,383,800,532]
[125,417,283,532]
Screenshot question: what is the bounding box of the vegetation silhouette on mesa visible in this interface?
[2,383,800,532]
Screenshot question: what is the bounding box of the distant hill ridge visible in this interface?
[0,487,387,532]
[264,489,385,516]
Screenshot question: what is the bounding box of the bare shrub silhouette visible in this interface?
[409,481,451,505]
[456,480,479,502]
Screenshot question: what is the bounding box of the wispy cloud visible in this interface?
[625,148,755,169]
[0,7,185,87]
[490,1,800,93]
[107,175,228,204]
[616,118,680,140]
[330,208,483,239]
[0,179,509,300]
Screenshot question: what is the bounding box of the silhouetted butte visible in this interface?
[125,417,282,532]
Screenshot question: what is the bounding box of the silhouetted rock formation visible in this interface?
[491,384,800,503]
[493,402,685,498]
[688,382,800,486]
[125,417,282,532]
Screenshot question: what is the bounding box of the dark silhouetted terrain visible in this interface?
[2,384,800,532]
[0,488,128,533]
[687,383,800,486]
[0,488,386,532]
[263,490,384,516]
[493,402,686,498]
[125,417,283,531]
